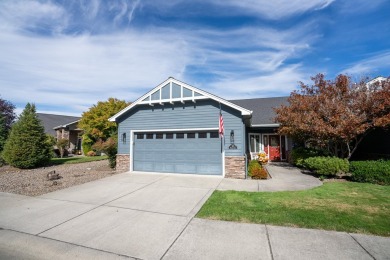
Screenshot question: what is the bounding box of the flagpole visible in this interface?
[219,103,223,153]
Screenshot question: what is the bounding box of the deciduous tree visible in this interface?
[274,74,390,159]
[0,97,16,131]
[0,114,7,152]
[78,98,129,154]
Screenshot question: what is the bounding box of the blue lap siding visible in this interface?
[116,99,245,158]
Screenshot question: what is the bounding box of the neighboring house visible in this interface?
[37,113,83,153]
[109,77,291,178]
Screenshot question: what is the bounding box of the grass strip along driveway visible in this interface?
[50,155,108,165]
[197,182,390,236]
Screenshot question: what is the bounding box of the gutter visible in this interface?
[251,123,280,127]
[245,153,248,179]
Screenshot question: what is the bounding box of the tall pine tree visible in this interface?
[2,103,52,168]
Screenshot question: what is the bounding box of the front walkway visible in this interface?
[218,162,323,192]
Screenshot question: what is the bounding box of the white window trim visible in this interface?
[248,133,262,153]
[248,133,289,161]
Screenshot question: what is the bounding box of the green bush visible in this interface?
[350,160,390,185]
[92,137,117,169]
[0,156,5,167]
[82,141,92,155]
[56,138,69,158]
[251,167,268,179]
[86,151,96,157]
[248,160,262,177]
[290,147,329,167]
[304,156,349,176]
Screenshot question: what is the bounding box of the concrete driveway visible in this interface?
[0,173,221,259]
[0,171,389,259]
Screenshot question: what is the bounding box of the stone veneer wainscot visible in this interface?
[225,156,246,179]
[116,154,130,172]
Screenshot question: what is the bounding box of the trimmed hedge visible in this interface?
[251,167,268,179]
[304,156,349,176]
[290,147,329,167]
[248,160,268,179]
[248,160,261,177]
[350,160,390,185]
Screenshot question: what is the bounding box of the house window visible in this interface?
[146,133,154,139]
[210,132,219,138]
[250,134,261,153]
[176,133,184,139]
[166,133,174,139]
[198,132,207,138]
[187,133,195,138]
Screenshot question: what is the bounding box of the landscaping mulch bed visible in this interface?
[0,160,122,196]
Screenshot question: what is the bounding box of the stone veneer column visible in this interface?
[116,154,130,172]
[225,156,246,179]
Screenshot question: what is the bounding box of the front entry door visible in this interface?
[264,135,281,161]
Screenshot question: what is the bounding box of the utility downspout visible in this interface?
[245,153,248,179]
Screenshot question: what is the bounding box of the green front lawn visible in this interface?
[50,155,108,165]
[197,182,390,236]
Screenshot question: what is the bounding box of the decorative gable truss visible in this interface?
[109,77,252,121]
[140,80,207,106]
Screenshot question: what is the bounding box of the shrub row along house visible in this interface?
[109,77,292,179]
[37,113,83,154]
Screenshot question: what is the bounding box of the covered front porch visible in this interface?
[247,127,291,161]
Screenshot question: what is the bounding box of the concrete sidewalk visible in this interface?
[217,162,323,192]
[0,170,388,259]
[1,218,389,260]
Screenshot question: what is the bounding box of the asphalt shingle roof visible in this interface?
[229,96,289,125]
[37,113,81,136]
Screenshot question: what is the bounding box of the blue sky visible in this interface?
[0,0,389,116]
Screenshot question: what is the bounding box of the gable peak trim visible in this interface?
[109,78,252,121]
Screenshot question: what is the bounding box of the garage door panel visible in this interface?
[133,131,222,175]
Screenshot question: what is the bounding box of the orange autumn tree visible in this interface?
[274,74,390,159]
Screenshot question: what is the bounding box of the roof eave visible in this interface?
[251,123,280,127]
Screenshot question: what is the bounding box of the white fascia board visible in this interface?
[109,77,172,122]
[251,123,280,127]
[168,78,252,116]
[53,120,80,130]
[132,127,219,133]
[139,96,208,105]
[109,77,253,122]
[64,120,80,127]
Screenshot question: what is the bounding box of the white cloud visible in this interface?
[0,0,68,34]
[0,0,319,115]
[335,0,387,14]
[0,30,192,114]
[207,65,306,100]
[340,51,390,77]
[0,25,312,114]
[212,0,335,19]
[140,0,334,20]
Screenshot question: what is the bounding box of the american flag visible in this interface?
[219,110,224,139]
